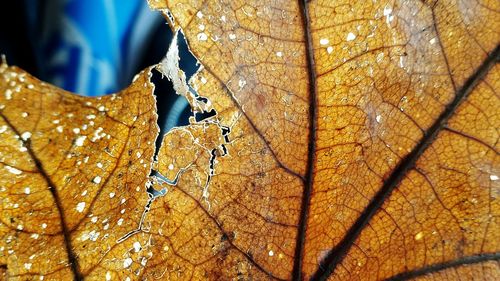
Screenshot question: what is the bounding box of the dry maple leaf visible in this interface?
[1,0,500,280]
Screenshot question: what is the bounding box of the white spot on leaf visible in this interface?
[89,230,100,241]
[238,79,246,88]
[197,33,208,41]
[5,166,22,175]
[21,131,31,141]
[383,6,393,16]
[92,176,102,184]
[346,32,356,41]
[76,202,86,213]
[74,136,86,147]
[133,242,141,252]
[5,89,12,100]
[123,257,133,268]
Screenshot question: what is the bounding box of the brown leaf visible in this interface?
[0,64,159,279]
[145,0,500,280]
[1,0,499,280]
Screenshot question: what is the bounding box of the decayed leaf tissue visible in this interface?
[1,0,499,280]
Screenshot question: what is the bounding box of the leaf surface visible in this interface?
[0,65,159,280]
[0,0,499,280]
[147,0,500,279]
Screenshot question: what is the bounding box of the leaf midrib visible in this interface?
[292,0,318,280]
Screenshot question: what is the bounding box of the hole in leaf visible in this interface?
[194,108,217,122]
[176,32,199,81]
